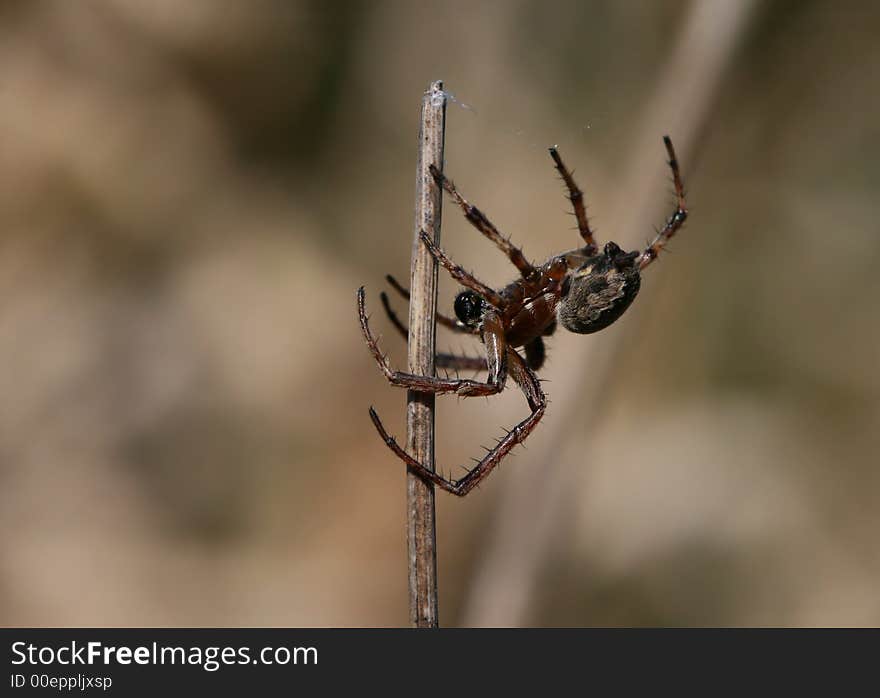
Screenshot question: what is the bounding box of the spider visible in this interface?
[357,136,688,496]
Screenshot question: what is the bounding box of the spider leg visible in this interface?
[384,273,410,299]
[370,347,545,497]
[548,147,598,256]
[379,291,409,340]
[383,275,476,335]
[429,164,535,278]
[418,231,505,308]
[436,353,487,372]
[519,324,557,370]
[638,136,689,270]
[358,287,506,397]
[522,336,546,371]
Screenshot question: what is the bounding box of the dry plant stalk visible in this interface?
[406,80,446,627]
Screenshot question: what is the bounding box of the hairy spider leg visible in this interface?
[429,164,535,279]
[638,136,689,270]
[548,147,599,256]
[370,347,546,496]
[522,336,546,371]
[383,275,474,334]
[436,354,488,372]
[418,231,505,308]
[378,291,409,338]
[358,287,506,397]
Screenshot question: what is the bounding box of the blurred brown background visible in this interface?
[1,0,878,627]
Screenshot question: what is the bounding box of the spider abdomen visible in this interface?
[558,261,641,334]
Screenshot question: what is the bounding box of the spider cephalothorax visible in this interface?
[358,136,688,496]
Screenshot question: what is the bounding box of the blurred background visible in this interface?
[1,0,878,627]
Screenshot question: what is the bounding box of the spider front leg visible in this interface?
[429,165,535,279]
[370,346,546,497]
[417,231,504,308]
[358,287,506,397]
[638,135,689,270]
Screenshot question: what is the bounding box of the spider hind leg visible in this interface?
[549,147,598,255]
[638,136,689,270]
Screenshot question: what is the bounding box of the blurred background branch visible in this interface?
[462,0,761,628]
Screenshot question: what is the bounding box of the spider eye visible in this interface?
[454,290,484,328]
[603,241,621,258]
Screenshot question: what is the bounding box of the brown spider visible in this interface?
[357,136,688,496]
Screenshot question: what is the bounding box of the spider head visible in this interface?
[454,289,487,329]
[558,241,641,334]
